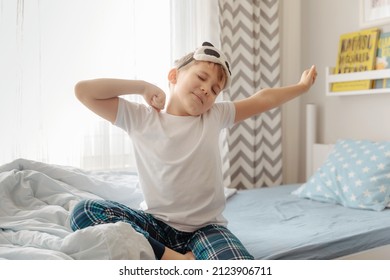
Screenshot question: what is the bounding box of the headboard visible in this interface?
[312,143,333,175]
[306,104,334,179]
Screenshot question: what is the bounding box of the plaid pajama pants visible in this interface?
[70,199,254,260]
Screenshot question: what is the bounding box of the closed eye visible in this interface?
[212,86,220,95]
[197,74,206,81]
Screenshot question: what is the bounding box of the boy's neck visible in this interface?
[165,96,191,116]
[165,102,189,116]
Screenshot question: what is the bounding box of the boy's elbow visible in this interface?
[74,81,87,101]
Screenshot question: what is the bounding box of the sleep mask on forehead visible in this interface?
[180,42,232,89]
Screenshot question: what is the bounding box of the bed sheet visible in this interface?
[224,185,390,259]
[0,159,154,260]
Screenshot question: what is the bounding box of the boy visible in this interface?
[71,42,317,260]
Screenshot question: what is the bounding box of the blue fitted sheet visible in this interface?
[224,184,390,260]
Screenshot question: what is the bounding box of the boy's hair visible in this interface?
[174,42,231,90]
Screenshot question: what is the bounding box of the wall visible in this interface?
[282,0,390,183]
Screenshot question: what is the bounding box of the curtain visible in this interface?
[0,0,171,170]
[170,0,220,59]
[219,0,282,189]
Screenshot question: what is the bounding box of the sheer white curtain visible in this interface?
[170,0,219,60]
[0,0,171,170]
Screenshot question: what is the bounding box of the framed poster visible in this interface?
[360,0,390,27]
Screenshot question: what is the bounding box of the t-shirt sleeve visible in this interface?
[211,101,236,129]
[114,97,149,134]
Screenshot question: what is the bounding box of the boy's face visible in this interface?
[170,61,226,116]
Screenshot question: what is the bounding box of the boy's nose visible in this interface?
[200,86,209,96]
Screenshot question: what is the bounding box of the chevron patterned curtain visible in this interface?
[219,0,282,189]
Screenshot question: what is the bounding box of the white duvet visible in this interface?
[0,159,155,260]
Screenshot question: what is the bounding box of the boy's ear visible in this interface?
[168,68,177,84]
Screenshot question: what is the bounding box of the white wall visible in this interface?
[282,0,390,183]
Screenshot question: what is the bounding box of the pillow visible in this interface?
[293,139,390,211]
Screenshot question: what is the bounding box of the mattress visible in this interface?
[224,184,390,259]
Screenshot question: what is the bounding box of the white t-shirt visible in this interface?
[114,98,236,232]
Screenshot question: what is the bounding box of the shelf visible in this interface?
[325,67,390,96]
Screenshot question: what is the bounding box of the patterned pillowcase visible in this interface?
[293,139,390,211]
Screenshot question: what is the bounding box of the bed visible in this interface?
[2,142,390,260]
[225,136,390,260]
[225,184,390,259]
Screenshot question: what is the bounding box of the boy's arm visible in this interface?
[74,78,166,123]
[234,65,317,123]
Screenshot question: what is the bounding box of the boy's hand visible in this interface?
[143,83,166,112]
[299,65,317,91]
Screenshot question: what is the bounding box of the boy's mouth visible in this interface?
[192,92,204,104]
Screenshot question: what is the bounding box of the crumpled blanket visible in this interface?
[0,158,154,260]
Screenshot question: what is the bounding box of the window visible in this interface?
[0,0,171,170]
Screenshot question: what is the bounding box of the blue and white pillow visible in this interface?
[293,139,390,211]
